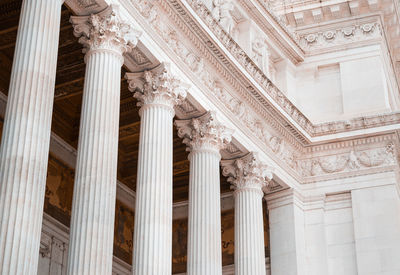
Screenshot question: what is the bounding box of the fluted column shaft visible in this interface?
[133,104,174,274]
[188,149,223,274]
[234,188,266,275]
[126,63,187,275]
[222,152,271,275]
[175,111,233,275]
[67,7,139,274]
[67,50,122,275]
[0,0,62,273]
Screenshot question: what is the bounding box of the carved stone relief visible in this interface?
[299,22,382,50]
[130,0,400,181]
[299,143,396,177]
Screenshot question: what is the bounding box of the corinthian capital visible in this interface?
[125,63,188,110]
[70,5,141,57]
[221,152,273,192]
[175,111,233,153]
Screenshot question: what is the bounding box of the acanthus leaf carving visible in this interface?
[221,152,273,193]
[175,111,233,153]
[70,5,141,58]
[130,0,400,181]
[125,62,188,110]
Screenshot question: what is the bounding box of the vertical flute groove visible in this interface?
[133,105,174,275]
[0,0,62,273]
[187,150,223,275]
[175,112,232,275]
[67,50,121,275]
[235,189,266,275]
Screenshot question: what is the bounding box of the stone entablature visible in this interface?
[298,16,382,53]
[272,0,400,97]
[126,0,400,181]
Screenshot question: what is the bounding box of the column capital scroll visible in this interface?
[221,152,273,194]
[70,5,141,61]
[125,63,188,112]
[175,111,233,154]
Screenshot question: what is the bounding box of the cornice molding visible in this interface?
[167,0,400,141]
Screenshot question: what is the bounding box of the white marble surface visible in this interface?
[352,184,400,275]
[0,0,62,273]
[67,7,139,274]
[127,63,187,275]
[221,153,270,275]
[265,190,306,275]
[176,111,232,275]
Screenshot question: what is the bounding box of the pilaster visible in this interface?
[264,189,306,275]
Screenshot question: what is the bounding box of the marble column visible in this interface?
[0,0,63,273]
[66,6,140,275]
[175,111,233,275]
[221,153,272,275]
[126,63,187,275]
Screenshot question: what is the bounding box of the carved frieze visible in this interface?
[131,0,301,174]
[299,22,382,51]
[299,143,396,177]
[129,0,400,182]
[130,47,151,66]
